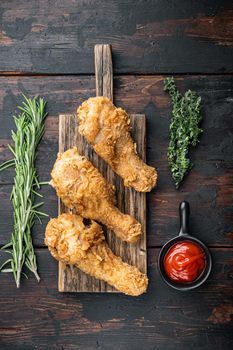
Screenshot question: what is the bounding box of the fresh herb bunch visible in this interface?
[0,96,48,287]
[164,77,202,188]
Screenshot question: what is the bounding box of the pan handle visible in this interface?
[179,201,190,236]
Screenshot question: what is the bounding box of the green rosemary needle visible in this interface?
[0,96,48,287]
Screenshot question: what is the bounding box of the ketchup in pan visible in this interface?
[164,241,206,283]
[158,201,212,290]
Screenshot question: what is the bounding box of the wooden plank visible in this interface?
[58,114,146,292]
[94,44,113,100]
[0,75,232,248]
[0,248,232,349]
[58,44,146,292]
[0,1,233,74]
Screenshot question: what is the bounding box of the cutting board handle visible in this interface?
[94,44,113,101]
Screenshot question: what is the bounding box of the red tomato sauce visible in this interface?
[164,241,206,283]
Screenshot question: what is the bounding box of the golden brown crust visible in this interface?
[50,148,141,243]
[45,213,104,264]
[77,96,157,192]
[45,213,148,296]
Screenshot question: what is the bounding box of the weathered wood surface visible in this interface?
[0,2,232,344]
[0,75,232,248]
[58,44,147,292]
[0,1,233,74]
[0,248,232,350]
[95,44,113,100]
[58,114,146,292]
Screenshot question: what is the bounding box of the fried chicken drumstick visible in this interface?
[77,96,157,192]
[45,213,148,296]
[50,148,141,243]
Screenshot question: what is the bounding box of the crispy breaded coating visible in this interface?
[77,96,157,192]
[50,148,141,243]
[45,213,148,296]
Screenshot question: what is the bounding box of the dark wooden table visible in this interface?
[0,1,233,349]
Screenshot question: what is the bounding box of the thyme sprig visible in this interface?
[0,96,48,287]
[164,77,202,188]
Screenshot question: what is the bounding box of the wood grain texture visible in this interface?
[58,114,146,292]
[0,1,233,74]
[95,44,113,100]
[0,248,232,350]
[0,2,232,348]
[0,75,232,248]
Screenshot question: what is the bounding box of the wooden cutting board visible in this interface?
[58,45,147,292]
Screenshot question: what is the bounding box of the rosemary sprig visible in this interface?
[164,77,202,188]
[0,96,48,287]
